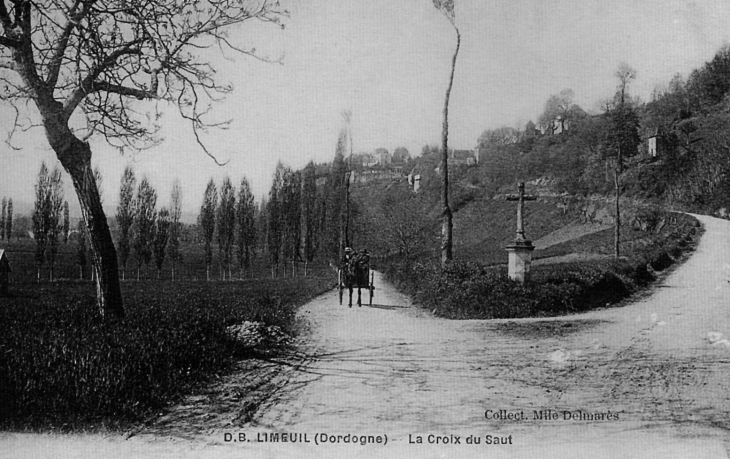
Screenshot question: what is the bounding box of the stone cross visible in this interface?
[506,182,537,242]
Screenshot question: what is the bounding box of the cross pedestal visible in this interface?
[505,182,537,283]
[506,240,535,284]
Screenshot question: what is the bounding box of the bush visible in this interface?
[383,211,701,320]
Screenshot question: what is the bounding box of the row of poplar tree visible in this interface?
[28,130,352,282]
[193,126,354,280]
[32,162,75,281]
[197,175,258,281]
[263,128,352,278]
[115,166,184,281]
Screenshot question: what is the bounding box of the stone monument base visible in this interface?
[506,240,535,284]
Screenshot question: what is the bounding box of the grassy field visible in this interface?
[0,239,336,431]
[1,236,314,284]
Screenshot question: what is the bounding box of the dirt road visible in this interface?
[3,214,729,458]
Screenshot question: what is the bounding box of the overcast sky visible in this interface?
[2,0,730,219]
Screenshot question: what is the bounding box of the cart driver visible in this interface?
[359,248,370,266]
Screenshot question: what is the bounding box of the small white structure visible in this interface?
[648,133,661,157]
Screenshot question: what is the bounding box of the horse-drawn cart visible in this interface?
[338,250,374,307]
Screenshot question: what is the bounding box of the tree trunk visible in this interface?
[58,139,124,319]
[614,172,621,258]
[440,27,460,267]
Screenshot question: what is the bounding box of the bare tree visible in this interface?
[0,1,286,319]
[432,0,460,266]
[606,62,640,258]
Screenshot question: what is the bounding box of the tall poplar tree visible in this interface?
[322,131,348,262]
[267,164,286,278]
[62,201,70,245]
[153,208,171,279]
[32,164,50,282]
[168,179,183,281]
[133,177,157,280]
[301,161,318,276]
[0,197,6,240]
[217,177,236,280]
[281,169,301,277]
[46,170,64,281]
[116,166,136,280]
[32,163,64,281]
[236,177,257,278]
[5,199,12,242]
[200,179,218,281]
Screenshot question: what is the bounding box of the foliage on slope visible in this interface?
[383,211,701,319]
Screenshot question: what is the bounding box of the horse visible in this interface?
[341,254,369,307]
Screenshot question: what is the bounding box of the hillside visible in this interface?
[349,163,692,270]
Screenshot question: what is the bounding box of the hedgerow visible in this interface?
[384,211,701,319]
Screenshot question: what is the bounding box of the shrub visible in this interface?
[383,211,701,320]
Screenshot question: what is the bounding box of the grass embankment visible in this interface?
[384,210,701,319]
[0,265,334,431]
